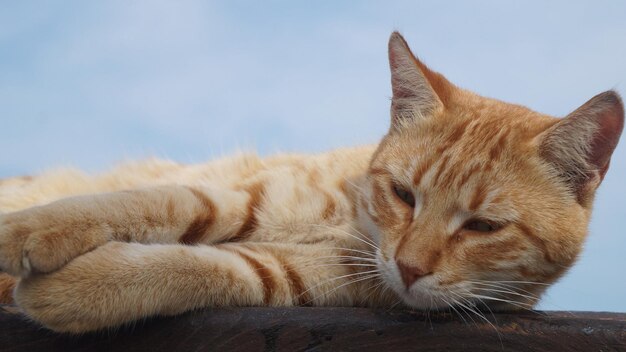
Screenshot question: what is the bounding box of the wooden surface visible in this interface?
[0,305,624,351]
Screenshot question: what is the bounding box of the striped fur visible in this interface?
[0,32,622,333]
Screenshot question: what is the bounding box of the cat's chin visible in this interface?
[385,278,452,310]
[396,288,451,310]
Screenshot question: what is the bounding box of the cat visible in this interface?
[0,32,623,333]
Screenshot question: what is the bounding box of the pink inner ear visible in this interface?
[388,40,417,100]
[388,45,401,70]
[387,32,453,108]
[391,79,415,100]
[388,32,412,71]
[590,102,624,179]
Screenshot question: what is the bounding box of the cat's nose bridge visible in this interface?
[394,230,443,288]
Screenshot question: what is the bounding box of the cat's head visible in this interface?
[363,32,624,311]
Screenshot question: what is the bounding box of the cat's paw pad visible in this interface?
[0,209,110,277]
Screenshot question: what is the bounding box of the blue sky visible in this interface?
[1,1,625,312]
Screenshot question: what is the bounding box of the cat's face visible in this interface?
[364,32,624,311]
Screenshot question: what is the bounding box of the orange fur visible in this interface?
[0,32,622,333]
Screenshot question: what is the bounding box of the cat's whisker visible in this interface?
[459,292,501,337]
[319,246,377,259]
[435,294,457,320]
[426,294,434,330]
[310,224,380,251]
[463,292,535,312]
[482,280,549,286]
[315,253,378,261]
[309,274,379,302]
[440,295,469,326]
[465,290,535,308]
[448,294,479,327]
[316,255,379,264]
[343,223,381,247]
[468,280,540,294]
[378,283,397,307]
[361,279,387,305]
[464,280,545,311]
[306,273,382,305]
[467,281,539,302]
[475,281,545,300]
[473,292,540,314]
[340,176,368,196]
[297,269,382,303]
[305,263,378,270]
[473,286,538,303]
[385,297,404,313]
[465,291,500,328]
[449,291,503,344]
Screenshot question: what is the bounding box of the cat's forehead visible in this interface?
[375,97,557,195]
[398,97,556,158]
[435,96,553,140]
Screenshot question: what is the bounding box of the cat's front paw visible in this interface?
[14,242,132,333]
[0,205,111,277]
[15,269,99,333]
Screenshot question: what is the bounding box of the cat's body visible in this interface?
[0,146,397,332]
[0,32,623,333]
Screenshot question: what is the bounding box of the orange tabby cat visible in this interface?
[0,32,622,333]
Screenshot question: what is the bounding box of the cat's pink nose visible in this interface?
[396,261,432,288]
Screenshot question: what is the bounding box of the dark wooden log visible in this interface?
[0,304,624,352]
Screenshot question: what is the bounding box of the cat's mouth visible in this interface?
[387,276,487,312]
[374,251,538,313]
[376,253,461,310]
[378,262,538,313]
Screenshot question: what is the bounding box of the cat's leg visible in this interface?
[0,159,184,213]
[13,241,381,333]
[0,185,249,277]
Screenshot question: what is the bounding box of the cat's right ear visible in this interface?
[388,32,449,127]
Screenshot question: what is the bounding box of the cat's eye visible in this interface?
[392,184,415,208]
[463,219,499,233]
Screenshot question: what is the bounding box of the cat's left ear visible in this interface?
[388,32,452,127]
[539,90,624,203]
